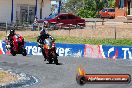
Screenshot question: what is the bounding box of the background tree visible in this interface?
[77,0,96,18]
[95,0,105,17]
[61,0,97,18]
[107,0,115,8]
[61,0,83,14]
[61,0,115,18]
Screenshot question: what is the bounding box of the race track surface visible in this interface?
[0,55,132,88]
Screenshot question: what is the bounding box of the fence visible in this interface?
[1,20,132,39]
[47,26,132,40]
[0,22,32,31]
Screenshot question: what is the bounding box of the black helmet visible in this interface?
[40,29,46,35]
[10,29,15,36]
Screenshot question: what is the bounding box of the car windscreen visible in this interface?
[46,13,58,20]
[102,9,107,12]
[68,15,76,19]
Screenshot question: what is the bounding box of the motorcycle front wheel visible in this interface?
[52,52,58,65]
[48,58,54,64]
[22,48,27,56]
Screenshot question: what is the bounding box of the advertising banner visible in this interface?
[25,42,42,55]
[25,42,85,57]
[1,41,85,57]
[100,45,132,60]
[1,40,132,60]
[0,40,6,54]
[56,43,85,57]
[84,44,103,58]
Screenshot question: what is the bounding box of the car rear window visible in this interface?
[108,9,115,12]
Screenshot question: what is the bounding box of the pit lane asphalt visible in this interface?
[0,55,132,88]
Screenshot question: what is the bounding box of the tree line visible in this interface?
[61,0,115,18]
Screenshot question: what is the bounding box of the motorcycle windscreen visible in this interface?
[14,34,20,38]
[44,38,52,49]
[13,35,24,48]
[13,34,22,42]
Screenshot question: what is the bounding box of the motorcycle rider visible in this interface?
[6,29,16,50]
[37,28,54,61]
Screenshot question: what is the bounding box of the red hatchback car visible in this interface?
[99,8,115,19]
[38,13,85,29]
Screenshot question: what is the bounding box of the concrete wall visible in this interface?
[0,0,51,23]
[0,0,12,23]
[13,0,38,22]
[115,0,127,17]
[42,0,51,19]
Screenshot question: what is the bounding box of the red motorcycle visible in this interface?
[6,34,27,56]
[41,38,58,65]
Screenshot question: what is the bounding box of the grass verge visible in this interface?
[0,34,132,46]
[0,71,18,84]
[25,36,132,46]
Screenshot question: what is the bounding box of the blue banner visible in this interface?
[25,42,41,55]
[25,42,85,57]
[101,45,132,59]
[1,41,85,57]
[1,41,6,54]
[1,40,132,60]
[56,43,85,57]
[0,41,41,55]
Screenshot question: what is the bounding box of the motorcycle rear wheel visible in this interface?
[11,49,16,56]
[54,58,58,65]
[49,58,53,64]
[52,52,58,65]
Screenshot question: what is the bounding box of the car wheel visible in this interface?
[100,15,103,19]
[49,23,57,30]
[108,15,111,19]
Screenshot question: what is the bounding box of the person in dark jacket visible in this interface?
[37,29,54,61]
[6,29,16,49]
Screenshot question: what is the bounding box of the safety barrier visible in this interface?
[0,40,132,59]
[84,44,132,60]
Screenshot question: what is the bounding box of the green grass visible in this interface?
[0,34,5,40]
[0,35,132,46]
[24,36,38,42]
[24,36,132,46]
[54,36,132,46]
